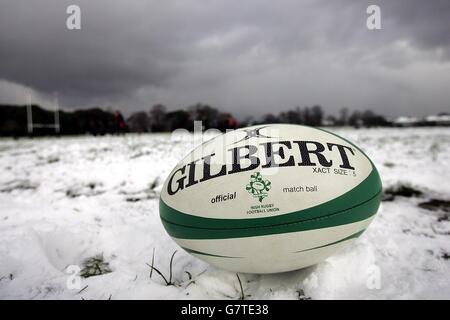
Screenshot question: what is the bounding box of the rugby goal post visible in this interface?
[26,91,60,134]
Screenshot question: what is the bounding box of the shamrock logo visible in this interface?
[246,172,271,202]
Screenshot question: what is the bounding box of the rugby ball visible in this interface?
[160,124,382,273]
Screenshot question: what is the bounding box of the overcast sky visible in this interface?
[1,0,449,118]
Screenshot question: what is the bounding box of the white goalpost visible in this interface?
[26,91,60,134]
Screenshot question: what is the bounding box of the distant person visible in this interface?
[227,116,238,130]
[114,111,127,133]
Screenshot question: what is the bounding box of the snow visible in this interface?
[393,116,420,125]
[426,115,450,125]
[0,127,449,300]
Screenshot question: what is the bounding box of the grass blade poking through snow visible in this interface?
[146,250,177,286]
[149,248,155,279]
[236,274,245,300]
[169,250,176,284]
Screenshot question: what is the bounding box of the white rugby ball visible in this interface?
[160,124,382,273]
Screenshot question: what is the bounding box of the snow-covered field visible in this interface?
[0,127,449,300]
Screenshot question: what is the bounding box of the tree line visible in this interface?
[127,103,238,132]
[128,105,390,131]
[0,103,391,137]
[258,106,389,127]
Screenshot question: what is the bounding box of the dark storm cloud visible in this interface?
[0,0,449,116]
[0,1,184,101]
[382,0,450,54]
